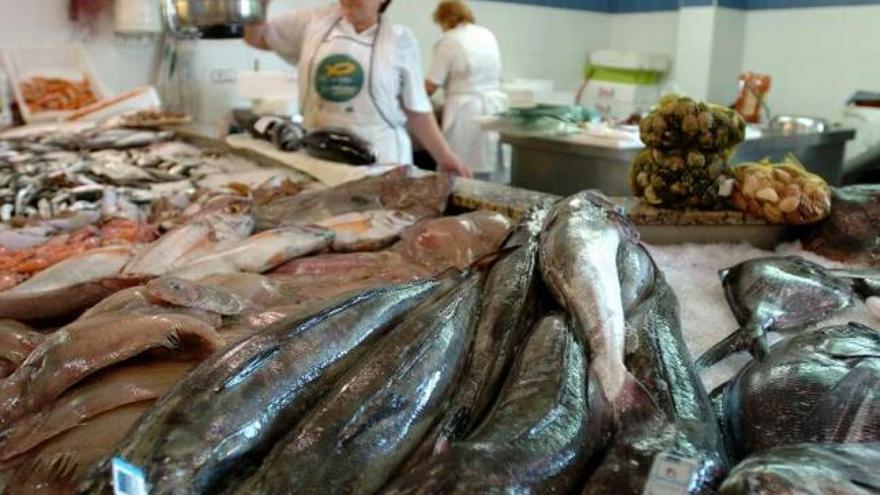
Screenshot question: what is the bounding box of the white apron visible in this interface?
[300,16,412,164]
[442,85,507,176]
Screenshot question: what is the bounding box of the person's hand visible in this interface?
[438,156,473,179]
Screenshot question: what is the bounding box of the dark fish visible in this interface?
[384,314,608,495]
[540,191,648,417]
[404,208,545,468]
[0,320,42,379]
[582,248,728,495]
[719,443,880,495]
[697,256,855,369]
[713,322,880,461]
[76,278,444,495]
[236,273,482,495]
[302,128,377,165]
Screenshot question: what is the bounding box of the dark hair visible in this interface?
[379,0,392,13]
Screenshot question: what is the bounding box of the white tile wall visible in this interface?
[1,0,878,122]
[741,4,880,121]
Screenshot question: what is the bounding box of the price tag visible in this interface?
[111,456,148,495]
[643,452,700,495]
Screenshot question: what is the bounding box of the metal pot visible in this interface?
[162,0,266,36]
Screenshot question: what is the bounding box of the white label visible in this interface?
[643,452,700,495]
[112,456,148,495]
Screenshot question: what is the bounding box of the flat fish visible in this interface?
[77,286,222,328]
[539,191,647,416]
[3,402,152,495]
[697,256,856,368]
[237,273,482,495]
[271,251,431,281]
[123,204,254,277]
[582,247,728,495]
[0,360,194,463]
[719,443,880,495]
[253,168,407,229]
[146,277,254,316]
[0,246,136,320]
[383,314,608,495]
[253,169,451,230]
[0,313,221,429]
[77,278,444,495]
[0,320,42,379]
[394,210,514,273]
[315,210,416,252]
[171,226,333,280]
[713,322,880,461]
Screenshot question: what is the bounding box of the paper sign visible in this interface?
[643,452,700,495]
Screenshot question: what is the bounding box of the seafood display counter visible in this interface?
[0,122,878,495]
[503,127,856,196]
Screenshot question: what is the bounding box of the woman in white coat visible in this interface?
[244,0,471,177]
[426,0,506,181]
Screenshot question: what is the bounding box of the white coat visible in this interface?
[265,5,433,164]
[427,23,507,176]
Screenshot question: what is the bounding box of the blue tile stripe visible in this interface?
[477,0,880,12]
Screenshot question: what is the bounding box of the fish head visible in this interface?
[146,277,202,307]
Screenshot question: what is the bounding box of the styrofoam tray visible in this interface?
[2,43,110,124]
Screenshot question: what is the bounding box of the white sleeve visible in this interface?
[426,37,455,86]
[395,27,433,114]
[264,7,322,66]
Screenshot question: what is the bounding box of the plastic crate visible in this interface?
[3,43,110,124]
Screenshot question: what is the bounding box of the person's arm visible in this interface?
[575,78,589,105]
[406,110,472,178]
[425,81,439,97]
[243,3,318,65]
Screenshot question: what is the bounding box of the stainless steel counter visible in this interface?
[503,128,856,196]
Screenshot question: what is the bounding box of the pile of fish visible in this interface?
[0,145,876,494]
[0,126,299,225]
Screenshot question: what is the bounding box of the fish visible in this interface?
[253,169,452,230]
[0,245,136,320]
[539,191,647,415]
[301,128,377,165]
[122,205,254,278]
[253,168,407,229]
[712,322,880,461]
[146,277,254,316]
[170,225,334,280]
[70,286,222,329]
[0,360,195,463]
[236,273,482,495]
[404,208,546,467]
[0,320,43,379]
[718,443,880,495]
[394,210,515,273]
[582,250,728,494]
[383,314,608,495]
[3,245,132,295]
[77,277,446,495]
[315,210,416,252]
[696,256,856,369]
[271,251,431,281]
[3,402,153,495]
[0,313,221,429]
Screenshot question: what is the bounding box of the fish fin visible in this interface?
[614,373,661,426]
[809,366,880,443]
[695,329,746,371]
